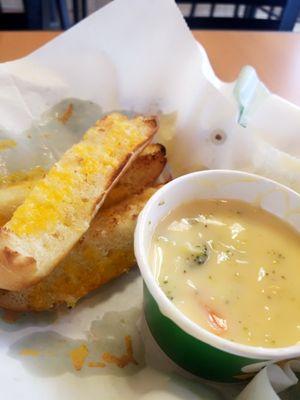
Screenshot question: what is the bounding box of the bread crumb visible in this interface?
[102,335,137,368]
[70,344,89,371]
[88,361,106,368]
[58,103,73,124]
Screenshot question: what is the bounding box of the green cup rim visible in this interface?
[134,169,300,360]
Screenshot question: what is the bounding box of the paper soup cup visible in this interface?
[134,170,300,382]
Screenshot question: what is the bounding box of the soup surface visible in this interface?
[150,199,300,348]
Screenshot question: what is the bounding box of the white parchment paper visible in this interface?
[1,0,300,399]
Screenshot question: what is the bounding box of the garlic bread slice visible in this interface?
[0,113,157,290]
[0,143,166,223]
[0,186,159,311]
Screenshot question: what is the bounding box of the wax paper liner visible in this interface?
[1,0,300,398]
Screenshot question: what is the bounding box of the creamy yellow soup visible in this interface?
[150,199,300,348]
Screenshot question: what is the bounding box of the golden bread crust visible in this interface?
[0,244,37,291]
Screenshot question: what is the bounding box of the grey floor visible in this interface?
[2,0,300,31]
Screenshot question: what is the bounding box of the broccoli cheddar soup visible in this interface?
[150,199,300,348]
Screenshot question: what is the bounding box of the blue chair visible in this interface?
[1,0,298,31]
[175,0,300,31]
[0,0,72,30]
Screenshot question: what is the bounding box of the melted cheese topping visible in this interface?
[7,114,143,236]
[0,166,45,188]
[0,139,17,151]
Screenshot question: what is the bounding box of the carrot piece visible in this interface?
[206,307,228,333]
